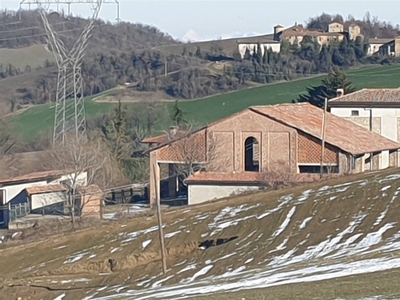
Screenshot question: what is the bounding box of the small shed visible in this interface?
[78,185,104,219]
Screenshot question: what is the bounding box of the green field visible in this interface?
[11,64,400,140]
[0,44,54,70]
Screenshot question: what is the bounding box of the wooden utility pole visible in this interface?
[320,97,328,178]
[369,108,373,171]
[164,60,167,77]
[153,164,167,274]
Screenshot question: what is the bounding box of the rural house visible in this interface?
[329,88,400,169]
[0,170,88,228]
[144,103,400,205]
[237,22,363,58]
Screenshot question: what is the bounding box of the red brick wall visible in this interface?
[156,130,206,162]
[297,132,338,164]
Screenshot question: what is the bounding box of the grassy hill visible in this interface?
[2,168,400,299]
[10,64,400,140]
[0,44,54,70]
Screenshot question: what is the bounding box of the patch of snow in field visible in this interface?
[257,195,293,220]
[136,276,157,287]
[244,258,254,264]
[142,239,152,249]
[193,214,210,221]
[373,208,388,227]
[173,260,187,267]
[88,254,97,259]
[61,278,90,284]
[272,207,296,238]
[63,251,90,264]
[110,247,122,254]
[299,217,313,229]
[354,223,396,251]
[53,245,68,250]
[178,264,197,274]
[378,173,400,183]
[182,265,213,283]
[270,238,289,253]
[212,252,237,263]
[381,185,391,192]
[296,189,314,203]
[169,218,185,226]
[53,294,66,300]
[165,231,181,238]
[91,257,400,300]
[151,275,175,288]
[390,189,400,204]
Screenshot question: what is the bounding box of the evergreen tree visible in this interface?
[172,99,188,126]
[243,48,252,60]
[296,68,356,107]
[195,46,202,58]
[101,99,132,162]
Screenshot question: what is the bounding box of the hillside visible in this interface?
[1,10,400,118]
[10,64,400,141]
[2,168,400,299]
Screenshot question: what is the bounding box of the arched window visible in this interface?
[245,137,260,172]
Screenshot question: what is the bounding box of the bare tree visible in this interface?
[166,125,231,184]
[39,136,125,228]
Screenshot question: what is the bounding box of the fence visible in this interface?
[9,202,30,222]
[105,185,147,204]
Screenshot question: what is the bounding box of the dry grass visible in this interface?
[1,168,400,299]
[192,268,400,300]
[0,44,54,70]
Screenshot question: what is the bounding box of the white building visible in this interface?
[329,88,400,169]
[367,38,394,56]
[0,170,87,228]
[237,40,281,58]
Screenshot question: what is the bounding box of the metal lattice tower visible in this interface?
[19,0,120,145]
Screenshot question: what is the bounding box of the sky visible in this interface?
[1,0,400,42]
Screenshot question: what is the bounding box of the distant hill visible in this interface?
[0,10,399,118]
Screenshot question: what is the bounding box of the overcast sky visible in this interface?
[1,0,400,41]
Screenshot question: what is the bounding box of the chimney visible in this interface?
[336,88,344,97]
[295,22,297,26]
[169,126,178,138]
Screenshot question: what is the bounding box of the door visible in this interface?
[0,190,5,225]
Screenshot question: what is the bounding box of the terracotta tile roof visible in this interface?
[0,170,71,185]
[25,184,67,195]
[186,171,336,184]
[142,130,190,144]
[250,103,400,155]
[282,29,344,38]
[329,88,400,103]
[369,38,394,44]
[236,34,277,44]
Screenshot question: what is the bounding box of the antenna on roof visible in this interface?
[320,97,328,178]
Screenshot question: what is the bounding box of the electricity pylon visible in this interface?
[19,0,120,145]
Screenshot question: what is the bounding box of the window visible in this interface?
[299,165,339,174]
[244,137,260,172]
[351,110,359,116]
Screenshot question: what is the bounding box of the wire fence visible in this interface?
[9,202,30,222]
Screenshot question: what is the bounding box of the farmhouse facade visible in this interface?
[237,22,363,58]
[0,170,89,228]
[329,88,400,168]
[144,103,400,205]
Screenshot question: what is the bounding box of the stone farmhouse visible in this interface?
[143,103,400,206]
[237,22,363,58]
[0,170,102,228]
[329,88,400,168]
